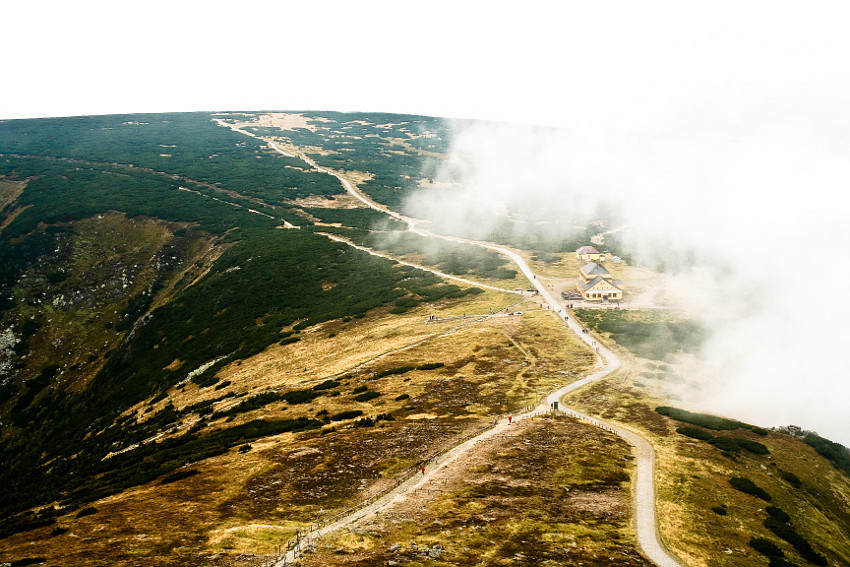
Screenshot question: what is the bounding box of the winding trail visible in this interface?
[216,119,683,567]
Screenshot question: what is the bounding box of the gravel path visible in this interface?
[216,120,684,567]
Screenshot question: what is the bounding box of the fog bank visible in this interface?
[404,94,850,446]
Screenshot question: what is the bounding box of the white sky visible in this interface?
[4,1,850,442]
[3,1,846,127]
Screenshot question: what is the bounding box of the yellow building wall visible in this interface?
[578,253,602,262]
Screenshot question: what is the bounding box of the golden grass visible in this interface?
[560,348,850,567]
[0,178,26,210]
[304,415,645,567]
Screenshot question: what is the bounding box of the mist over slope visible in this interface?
[405,119,850,446]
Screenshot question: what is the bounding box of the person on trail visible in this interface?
[508,415,512,424]
[421,465,425,475]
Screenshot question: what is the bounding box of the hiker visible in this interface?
[421,465,425,475]
[508,415,512,424]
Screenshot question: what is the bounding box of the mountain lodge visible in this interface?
[577,262,623,301]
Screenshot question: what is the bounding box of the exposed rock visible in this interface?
[428,543,444,559]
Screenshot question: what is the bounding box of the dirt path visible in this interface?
[319,232,521,295]
[215,120,683,567]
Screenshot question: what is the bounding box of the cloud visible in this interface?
[403,53,850,445]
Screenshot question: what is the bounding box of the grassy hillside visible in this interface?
[1,112,847,567]
[0,112,497,540]
[568,311,850,567]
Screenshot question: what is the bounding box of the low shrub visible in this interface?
[729,477,771,501]
[331,410,363,422]
[739,439,770,455]
[416,362,445,371]
[677,426,714,440]
[395,393,410,401]
[281,389,323,404]
[352,385,368,394]
[312,380,341,391]
[353,416,375,428]
[804,433,850,476]
[377,365,416,378]
[10,558,47,567]
[766,506,791,524]
[709,437,742,452]
[75,506,98,518]
[750,537,784,558]
[656,406,746,430]
[160,469,200,484]
[767,558,798,567]
[780,470,803,488]
[711,505,727,515]
[765,518,827,566]
[354,391,381,402]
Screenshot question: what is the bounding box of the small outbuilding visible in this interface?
[575,245,601,262]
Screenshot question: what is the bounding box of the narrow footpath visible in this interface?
[215,121,684,567]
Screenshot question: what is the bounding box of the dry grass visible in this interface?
[560,350,850,567]
[303,415,651,566]
[0,289,602,566]
[0,179,26,210]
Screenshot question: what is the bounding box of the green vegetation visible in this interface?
[253,111,450,210]
[780,470,803,488]
[305,206,406,231]
[376,365,416,378]
[750,537,787,559]
[709,436,744,453]
[0,113,343,204]
[657,406,753,431]
[575,309,707,360]
[0,112,503,537]
[764,506,827,565]
[330,410,363,422]
[738,438,770,455]
[677,426,714,440]
[676,420,771,455]
[0,156,282,240]
[532,252,561,263]
[361,231,518,280]
[353,391,381,402]
[729,476,772,501]
[9,558,47,567]
[804,434,850,476]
